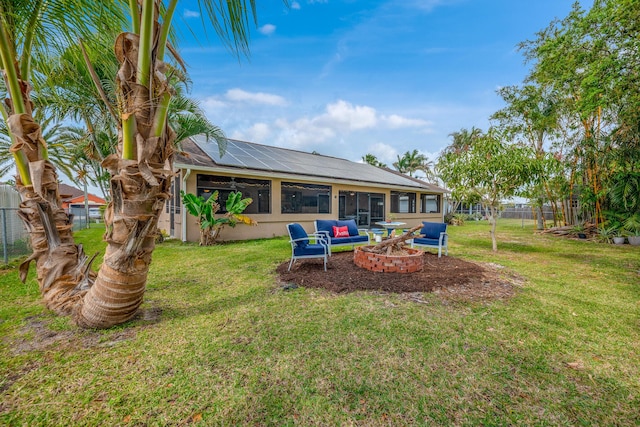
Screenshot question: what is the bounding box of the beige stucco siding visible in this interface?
[158,169,444,243]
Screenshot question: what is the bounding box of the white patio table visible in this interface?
[374,221,407,238]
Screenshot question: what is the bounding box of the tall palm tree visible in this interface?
[0,0,128,316]
[42,40,225,199]
[362,153,387,168]
[1,0,265,328]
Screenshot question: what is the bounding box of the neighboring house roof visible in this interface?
[66,194,106,205]
[59,183,84,199]
[177,136,446,193]
[58,183,106,206]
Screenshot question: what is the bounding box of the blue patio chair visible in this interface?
[286,223,329,271]
[410,221,448,258]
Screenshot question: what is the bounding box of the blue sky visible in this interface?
[174,0,593,175]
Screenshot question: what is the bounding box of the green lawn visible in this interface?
[1,220,639,426]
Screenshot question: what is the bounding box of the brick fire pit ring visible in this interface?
[353,246,424,273]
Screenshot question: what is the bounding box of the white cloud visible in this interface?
[404,0,461,13]
[366,142,398,165]
[382,114,432,129]
[232,100,382,151]
[183,9,199,18]
[320,40,349,79]
[200,96,227,111]
[216,98,437,157]
[316,100,378,131]
[290,1,301,10]
[225,89,288,106]
[231,123,272,143]
[195,90,472,164]
[258,24,276,36]
[272,117,337,150]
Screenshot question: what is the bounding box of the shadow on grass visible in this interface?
[146,286,266,322]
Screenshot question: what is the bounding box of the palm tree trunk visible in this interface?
[9,109,96,315]
[1,3,102,316]
[74,24,174,328]
[74,207,159,328]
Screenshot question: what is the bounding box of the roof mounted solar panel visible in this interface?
[189,135,436,189]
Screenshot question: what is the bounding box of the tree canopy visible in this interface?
[438,128,539,251]
[438,0,639,239]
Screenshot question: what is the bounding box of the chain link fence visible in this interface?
[450,203,561,228]
[0,206,104,264]
[0,207,30,264]
[1,185,107,264]
[500,206,555,221]
[1,185,29,263]
[69,206,98,231]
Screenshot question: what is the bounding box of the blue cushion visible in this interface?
[331,235,369,245]
[315,219,336,237]
[294,244,326,256]
[337,219,359,236]
[420,221,447,239]
[288,223,309,247]
[413,237,440,247]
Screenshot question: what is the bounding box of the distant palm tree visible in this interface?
[419,157,438,184]
[393,149,428,177]
[362,153,387,168]
[0,120,14,179]
[445,127,483,154]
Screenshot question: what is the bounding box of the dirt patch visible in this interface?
[276,251,520,302]
[8,305,163,356]
[11,317,136,355]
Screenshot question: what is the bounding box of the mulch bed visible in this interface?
[276,250,520,302]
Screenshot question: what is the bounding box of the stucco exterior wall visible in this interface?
[157,170,444,243]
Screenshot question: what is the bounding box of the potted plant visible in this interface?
[623,214,640,246]
[612,229,626,245]
[596,226,617,244]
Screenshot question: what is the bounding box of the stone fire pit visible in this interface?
[354,246,424,273]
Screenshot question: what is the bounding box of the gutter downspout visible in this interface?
[181,168,191,242]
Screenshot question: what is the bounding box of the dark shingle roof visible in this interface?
[58,183,84,199]
[176,136,445,192]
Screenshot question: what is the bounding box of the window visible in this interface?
[166,177,181,214]
[196,175,271,214]
[390,191,416,213]
[281,182,331,214]
[421,194,440,213]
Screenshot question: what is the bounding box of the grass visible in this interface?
[1,220,639,426]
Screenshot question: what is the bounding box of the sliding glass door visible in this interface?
[339,191,385,228]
